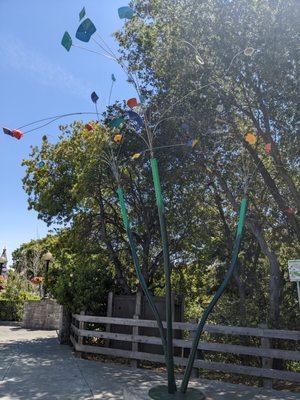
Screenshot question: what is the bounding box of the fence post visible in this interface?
[105,292,114,348]
[131,291,142,368]
[180,295,185,357]
[171,292,175,322]
[77,311,85,358]
[259,323,273,389]
[189,319,200,378]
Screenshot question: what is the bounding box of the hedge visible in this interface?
[0,300,25,321]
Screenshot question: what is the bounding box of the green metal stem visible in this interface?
[150,158,177,394]
[180,198,248,393]
[116,187,168,357]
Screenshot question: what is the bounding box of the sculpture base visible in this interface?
[148,385,205,400]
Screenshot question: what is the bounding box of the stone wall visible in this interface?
[22,299,62,330]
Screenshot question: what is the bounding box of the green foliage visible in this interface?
[12,239,48,279]
[0,300,24,321]
[22,121,212,294]
[12,232,115,314]
[114,0,300,329]
[48,249,115,314]
[0,271,40,321]
[0,270,39,302]
[19,0,300,335]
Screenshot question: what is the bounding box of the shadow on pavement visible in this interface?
[0,328,299,400]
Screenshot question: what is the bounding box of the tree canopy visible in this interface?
[18,0,299,330]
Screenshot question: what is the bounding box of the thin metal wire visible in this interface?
[95,103,100,122]
[17,112,99,130]
[91,37,118,61]
[108,80,115,105]
[95,32,119,60]
[72,44,113,59]
[90,35,143,105]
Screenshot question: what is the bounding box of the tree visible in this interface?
[21,0,299,332]
[12,240,45,279]
[22,121,216,296]
[12,233,115,314]
[115,0,299,327]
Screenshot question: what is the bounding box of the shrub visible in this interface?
[0,271,40,321]
[49,258,114,315]
[0,300,24,321]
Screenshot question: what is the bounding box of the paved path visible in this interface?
[0,325,299,400]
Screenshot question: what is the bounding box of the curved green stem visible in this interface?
[150,158,177,394]
[116,187,168,356]
[180,198,248,393]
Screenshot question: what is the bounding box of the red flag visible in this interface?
[265,143,271,153]
[12,129,24,140]
[85,123,94,131]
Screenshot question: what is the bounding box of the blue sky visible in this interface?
[0,0,133,263]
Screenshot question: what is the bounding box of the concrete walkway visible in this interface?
[0,325,299,400]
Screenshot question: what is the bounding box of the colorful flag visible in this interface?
[126,111,143,128]
[91,91,99,103]
[245,132,257,145]
[109,117,124,128]
[61,32,72,51]
[79,7,86,21]
[114,134,123,142]
[85,123,94,131]
[265,143,271,153]
[3,127,13,137]
[118,6,134,19]
[12,129,23,140]
[131,153,141,160]
[76,18,96,42]
[127,98,138,108]
[244,47,255,57]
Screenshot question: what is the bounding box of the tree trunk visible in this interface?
[209,167,284,328]
[58,306,72,345]
[247,221,283,328]
[98,190,132,294]
[212,188,247,326]
[233,265,247,326]
[243,140,300,238]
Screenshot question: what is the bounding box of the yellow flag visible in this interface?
[114,134,123,143]
[132,153,141,160]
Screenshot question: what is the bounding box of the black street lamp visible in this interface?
[41,251,53,298]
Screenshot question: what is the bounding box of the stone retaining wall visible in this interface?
[22,299,62,330]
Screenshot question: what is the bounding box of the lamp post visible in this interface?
[0,255,7,275]
[41,251,53,298]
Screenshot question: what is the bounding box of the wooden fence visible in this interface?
[70,314,300,387]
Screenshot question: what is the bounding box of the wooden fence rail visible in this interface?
[70,314,300,385]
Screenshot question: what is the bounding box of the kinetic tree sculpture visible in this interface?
[2,5,258,399]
